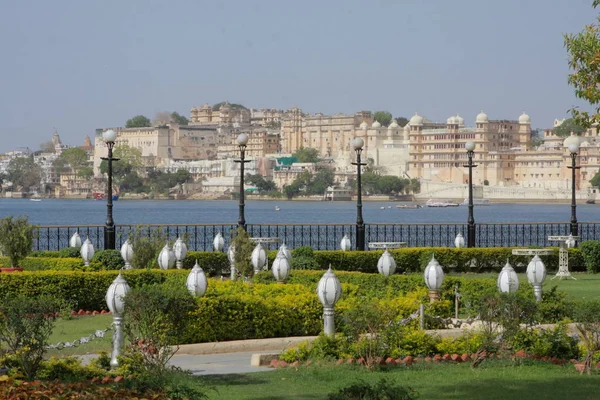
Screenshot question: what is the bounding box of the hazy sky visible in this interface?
[0,0,597,153]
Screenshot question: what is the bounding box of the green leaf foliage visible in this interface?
[125,115,151,128]
[0,216,36,267]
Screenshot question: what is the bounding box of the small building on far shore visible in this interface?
[324,186,352,201]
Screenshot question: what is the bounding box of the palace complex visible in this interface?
[85,102,600,198]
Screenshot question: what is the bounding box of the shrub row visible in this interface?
[23,246,591,274]
[3,251,229,275]
[267,247,586,273]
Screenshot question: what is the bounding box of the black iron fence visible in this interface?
[32,222,600,252]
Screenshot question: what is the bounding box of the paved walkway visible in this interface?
[168,352,276,375]
[78,351,276,376]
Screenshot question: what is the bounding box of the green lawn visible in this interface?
[201,361,600,400]
[47,314,113,356]
[447,272,600,301]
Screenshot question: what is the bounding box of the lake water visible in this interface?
[0,198,598,226]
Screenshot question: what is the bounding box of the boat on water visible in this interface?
[275,206,280,211]
[92,191,119,201]
[461,198,491,206]
[426,199,459,208]
[396,204,423,209]
[30,199,42,202]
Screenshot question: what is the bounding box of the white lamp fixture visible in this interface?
[251,243,267,275]
[213,232,225,252]
[465,141,476,152]
[424,255,445,303]
[340,235,352,251]
[566,234,576,249]
[173,237,188,269]
[497,259,519,293]
[120,239,134,269]
[317,266,342,336]
[186,260,208,297]
[81,238,95,267]
[228,245,237,280]
[157,243,175,270]
[105,271,130,367]
[237,133,249,146]
[278,243,292,260]
[272,253,291,283]
[568,142,580,154]
[526,255,546,302]
[69,232,82,248]
[352,137,364,151]
[377,249,397,277]
[103,129,117,144]
[454,233,465,248]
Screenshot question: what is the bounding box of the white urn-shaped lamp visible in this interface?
[186,260,208,297]
[278,243,292,260]
[157,243,175,270]
[497,259,519,293]
[340,235,351,251]
[526,255,546,302]
[317,266,342,336]
[377,249,397,276]
[424,255,445,303]
[120,239,134,269]
[105,271,130,368]
[213,232,225,252]
[454,233,465,248]
[81,238,95,266]
[251,243,267,275]
[228,245,236,280]
[566,234,576,249]
[272,253,291,283]
[70,232,82,248]
[173,237,188,269]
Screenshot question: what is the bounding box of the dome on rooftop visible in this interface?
[476,111,488,123]
[372,120,381,128]
[389,119,399,129]
[409,113,424,126]
[455,114,464,126]
[360,121,368,130]
[519,112,531,124]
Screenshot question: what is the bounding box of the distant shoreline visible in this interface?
[2,195,591,206]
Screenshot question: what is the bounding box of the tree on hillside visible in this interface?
[377,175,405,194]
[99,145,143,183]
[246,174,277,192]
[6,156,42,191]
[565,0,600,130]
[373,111,393,126]
[591,170,600,187]
[57,148,89,172]
[306,168,334,195]
[292,147,319,163]
[212,102,248,111]
[552,118,585,137]
[171,112,189,125]
[125,115,152,128]
[395,117,409,127]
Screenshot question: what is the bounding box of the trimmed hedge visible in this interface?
[0,257,97,271]
[267,247,586,273]
[20,247,589,274]
[3,251,228,274]
[0,270,188,311]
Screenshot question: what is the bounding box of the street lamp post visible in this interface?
[351,137,366,251]
[464,141,478,248]
[234,133,250,230]
[567,143,580,237]
[101,130,119,250]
